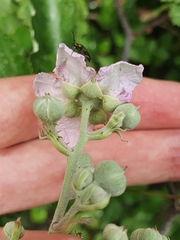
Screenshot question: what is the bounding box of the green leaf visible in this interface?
[161,0,180,3]
[97,0,118,30]
[160,0,180,27]
[30,0,89,73]
[0,0,35,77]
[0,30,32,77]
[169,4,180,26]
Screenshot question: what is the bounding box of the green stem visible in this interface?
[52,198,81,234]
[40,124,72,156]
[49,98,92,233]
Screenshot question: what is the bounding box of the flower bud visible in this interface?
[114,103,141,130]
[79,184,111,211]
[77,153,94,169]
[103,224,128,240]
[73,168,94,191]
[65,100,81,118]
[90,185,108,204]
[81,80,103,99]
[89,109,107,125]
[3,218,24,240]
[94,160,126,197]
[130,227,170,240]
[102,95,122,113]
[33,94,65,123]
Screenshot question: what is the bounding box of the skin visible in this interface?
[0,75,180,239]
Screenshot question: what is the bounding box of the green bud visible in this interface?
[130,228,170,240]
[65,100,81,118]
[79,184,111,211]
[71,154,94,198]
[73,168,94,191]
[33,94,65,123]
[90,185,109,204]
[3,218,24,240]
[94,160,126,197]
[114,103,141,130]
[89,109,107,125]
[102,95,122,113]
[76,153,94,169]
[103,224,128,240]
[61,81,80,99]
[81,80,103,99]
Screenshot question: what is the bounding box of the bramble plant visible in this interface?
[3,44,170,240]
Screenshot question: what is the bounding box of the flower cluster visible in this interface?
[33,43,144,148]
[32,44,145,235]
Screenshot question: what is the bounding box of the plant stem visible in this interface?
[49,98,92,233]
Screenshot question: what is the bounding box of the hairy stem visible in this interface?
[49,98,92,233]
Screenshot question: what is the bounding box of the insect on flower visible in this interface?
[72,31,91,62]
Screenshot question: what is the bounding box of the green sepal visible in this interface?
[102,95,122,113]
[61,81,80,99]
[81,80,103,99]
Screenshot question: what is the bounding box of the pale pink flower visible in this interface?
[33,44,143,148]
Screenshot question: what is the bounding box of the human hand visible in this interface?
[0,75,180,239]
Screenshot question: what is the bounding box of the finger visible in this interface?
[132,78,180,129]
[0,75,38,149]
[0,229,79,240]
[0,76,180,149]
[1,129,180,214]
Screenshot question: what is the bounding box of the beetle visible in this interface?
[71,31,91,62]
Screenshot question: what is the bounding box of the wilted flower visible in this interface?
[33,44,143,148]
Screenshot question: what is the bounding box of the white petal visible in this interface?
[53,43,96,87]
[56,116,93,148]
[33,73,64,100]
[96,62,144,102]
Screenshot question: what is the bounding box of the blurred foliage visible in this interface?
[1,0,180,239]
[1,185,180,239]
[0,0,180,79]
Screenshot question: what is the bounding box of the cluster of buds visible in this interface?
[33,85,141,162]
[71,154,126,212]
[33,43,143,150]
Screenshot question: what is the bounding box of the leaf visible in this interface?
[161,0,180,3]
[0,0,35,77]
[169,4,180,26]
[0,30,32,77]
[30,0,89,73]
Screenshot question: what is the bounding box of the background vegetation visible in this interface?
[0,0,180,239]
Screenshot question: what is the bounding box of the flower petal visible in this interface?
[96,62,144,102]
[56,116,94,148]
[53,43,96,87]
[33,72,64,100]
